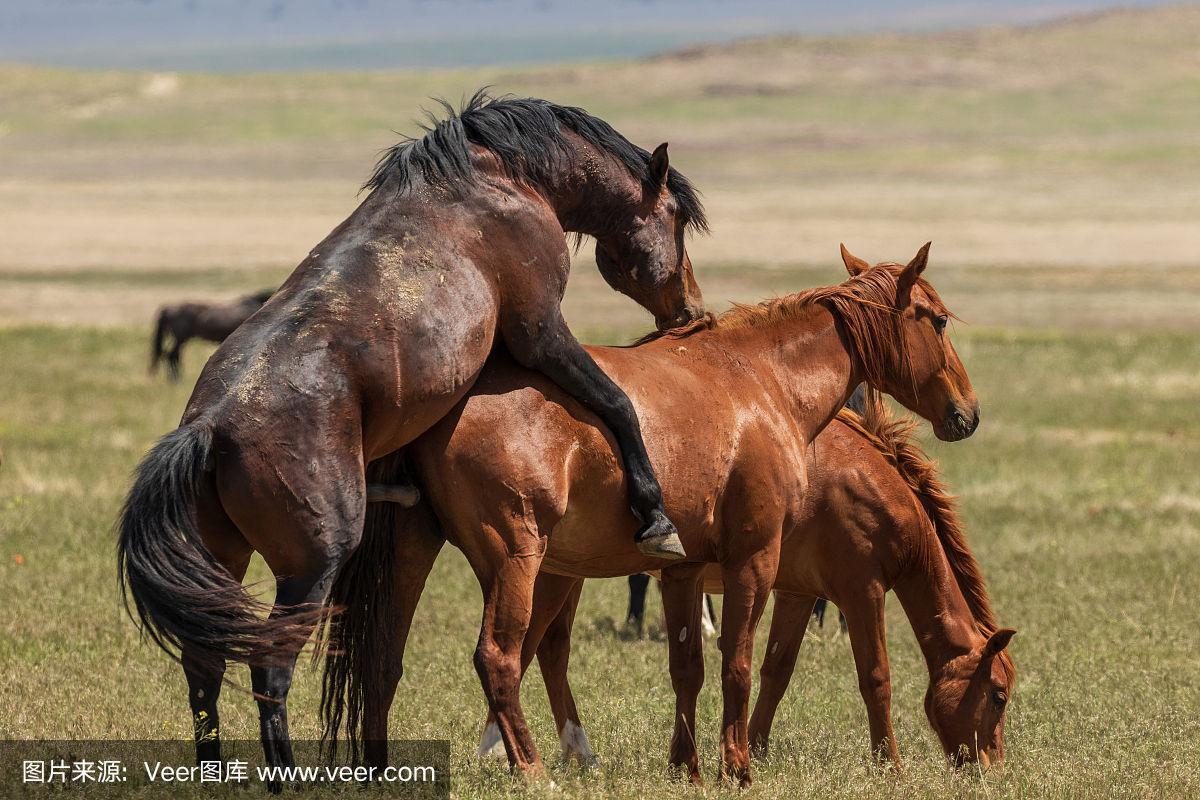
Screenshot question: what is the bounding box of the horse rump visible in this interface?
[117,422,324,672]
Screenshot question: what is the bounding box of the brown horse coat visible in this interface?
[483,404,1017,772]
[325,248,980,784]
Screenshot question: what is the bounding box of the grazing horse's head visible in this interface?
[592,143,707,331]
[839,243,980,441]
[925,628,1017,768]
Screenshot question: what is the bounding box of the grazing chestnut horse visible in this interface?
[117,92,707,779]
[323,245,980,785]
[150,289,273,380]
[477,401,1016,772]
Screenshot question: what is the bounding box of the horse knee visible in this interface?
[722,662,753,699]
[670,657,704,696]
[474,643,520,700]
[858,669,891,703]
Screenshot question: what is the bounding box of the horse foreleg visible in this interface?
[841,589,901,768]
[717,547,779,788]
[473,556,545,778]
[660,564,706,785]
[501,316,683,558]
[748,592,818,755]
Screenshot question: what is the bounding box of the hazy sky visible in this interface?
[0,0,1178,71]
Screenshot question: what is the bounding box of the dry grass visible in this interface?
[3,5,1200,328]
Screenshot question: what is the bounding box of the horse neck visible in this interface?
[733,305,860,443]
[892,521,985,679]
[523,135,641,236]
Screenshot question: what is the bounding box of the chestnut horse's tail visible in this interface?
[118,422,319,669]
[320,451,437,762]
[149,308,170,374]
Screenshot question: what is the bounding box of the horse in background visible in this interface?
[150,289,273,380]
[625,573,716,638]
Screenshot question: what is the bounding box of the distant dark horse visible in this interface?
[150,290,273,380]
[117,91,707,783]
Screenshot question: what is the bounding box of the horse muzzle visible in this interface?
[937,402,980,442]
[656,302,706,331]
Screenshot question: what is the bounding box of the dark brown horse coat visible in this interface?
[117,92,706,779]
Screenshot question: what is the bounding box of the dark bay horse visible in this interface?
[117,92,707,779]
[480,402,1016,772]
[325,246,980,784]
[150,289,273,380]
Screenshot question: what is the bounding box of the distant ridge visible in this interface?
[0,0,1179,72]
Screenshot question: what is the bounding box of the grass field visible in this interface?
[2,4,1199,798]
[2,321,1199,798]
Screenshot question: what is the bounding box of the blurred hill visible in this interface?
[0,0,1174,71]
[1,3,1198,329]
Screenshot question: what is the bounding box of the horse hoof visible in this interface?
[636,531,687,560]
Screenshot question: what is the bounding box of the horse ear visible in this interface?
[897,241,931,307]
[840,243,870,276]
[983,628,1017,658]
[649,142,670,188]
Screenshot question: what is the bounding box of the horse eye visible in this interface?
[933,314,949,334]
[991,690,1008,709]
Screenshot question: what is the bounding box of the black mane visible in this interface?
[364,89,708,233]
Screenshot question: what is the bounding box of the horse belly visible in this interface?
[540,481,645,578]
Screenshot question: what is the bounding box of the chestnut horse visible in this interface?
[150,289,273,380]
[322,245,980,785]
[477,401,1017,772]
[117,92,707,779]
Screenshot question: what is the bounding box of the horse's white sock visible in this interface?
[559,720,597,767]
[477,721,505,758]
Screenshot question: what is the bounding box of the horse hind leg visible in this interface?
[167,336,185,381]
[184,473,254,765]
[215,447,365,790]
[749,592,818,755]
[478,572,584,762]
[532,578,597,768]
[358,499,446,769]
[471,554,546,777]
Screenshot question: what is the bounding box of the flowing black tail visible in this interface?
[320,452,442,762]
[149,309,170,375]
[118,422,321,669]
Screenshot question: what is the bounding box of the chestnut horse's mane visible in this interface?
[632,264,950,396]
[834,397,999,640]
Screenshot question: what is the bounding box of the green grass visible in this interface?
[1,319,1197,798]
